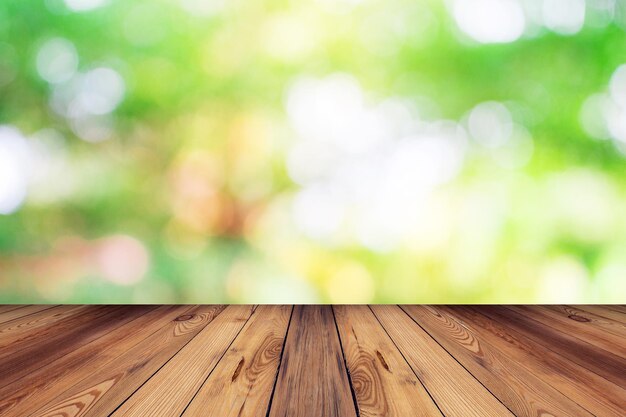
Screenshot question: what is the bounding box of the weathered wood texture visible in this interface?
[268,305,357,417]
[0,305,623,417]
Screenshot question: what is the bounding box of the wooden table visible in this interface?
[0,305,624,416]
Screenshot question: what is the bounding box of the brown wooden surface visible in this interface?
[371,305,514,417]
[182,305,291,417]
[0,305,56,325]
[32,305,227,417]
[0,306,155,391]
[507,305,626,357]
[442,306,626,415]
[333,305,442,417]
[0,306,191,416]
[576,304,626,326]
[478,306,626,387]
[0,305,87,350]
[402,305,593,416]
[0,305,26,315]
[111,305,254,417]
[268,305,357,417]
[0,305,623,417]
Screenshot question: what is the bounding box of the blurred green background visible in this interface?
[1,0,625,303]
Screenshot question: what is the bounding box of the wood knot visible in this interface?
[232,357,245,382]
[376,350,390,372]
[129,360,149,374]
[568,314,590,323]
[175,314,195,322]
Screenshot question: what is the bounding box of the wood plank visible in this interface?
[443,306,626,416]
[1,305,622,417]
[575,305,626,324]
[182,305,291,417]
[0,306,154,390]
[479,306,626,387]
[29,305,227,417]
[268,305,357,417]
[0,305,87,349]
[333,305,443,417]
[507,305,626,357]
[371,305,513,417]
[0,305,56,324]
[402,305,594,417]
[0,305,191,417]
[110,305,255,417]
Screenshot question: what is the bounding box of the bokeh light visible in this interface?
[452,0,526,44]
[0,127,30,215]
[0,0,625,303]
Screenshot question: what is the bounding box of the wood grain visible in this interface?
[575,305,626,324]
[0,305,86,350]
[0,306,153,390]
[0,306,190,417]
[402,305,594,417]
[333,305,443,417]
[443,306,626,415]
[0,305,56,325]
[0,305,623,417]
[508,305,626,357]
[371,305,514,417]
[480,306,626,387]
[30,305,226,417]
[110,305,254,417]
[268,305,357,417]
[547,305,626,338]
[183,305,291,417]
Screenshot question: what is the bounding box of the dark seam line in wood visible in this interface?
[264,305,295,417]
[331,306,360,417]
[398,306,516,417]
[368,306,446,417]
[178,306,257,417]
[107,306,226,417]
[0,305,58,325]
[0,305,28,315]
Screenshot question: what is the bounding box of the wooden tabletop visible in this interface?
[0,304,624,416]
